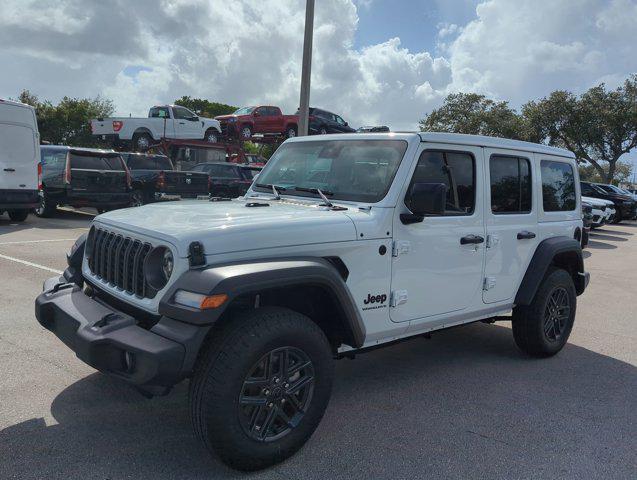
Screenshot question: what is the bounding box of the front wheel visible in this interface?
[240,125,252,140]
[189,307,334,471]
[132,132,153,151]
[512,268,576,357]
[204,129,219,143]
[285,126,297,138]
[8,209,29,222]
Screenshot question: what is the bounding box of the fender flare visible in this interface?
[515,236,587,306]
[159,257,366,348]
[132,127,153,139]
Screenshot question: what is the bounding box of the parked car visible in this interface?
[581,201,592,247]
[0,99,40,221]
[122,152,210,206]
[580,181,636,223]
[36,132,589,471]
[582,195,615,227]
[294,107,355,135]
[216,106,299,140]
[91,105,222,151]
[36,146,131,217]
[190,162,262,198]
[357,125,390,133]
[243,153,268,166]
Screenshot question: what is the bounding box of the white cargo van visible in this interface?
[0,99,40,222]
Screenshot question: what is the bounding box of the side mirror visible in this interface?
[188,116,199,122]
[253,111,260,117]
[402,182,446,224]
[344,122,349,126]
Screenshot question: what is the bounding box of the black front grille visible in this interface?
[87,227,154,298]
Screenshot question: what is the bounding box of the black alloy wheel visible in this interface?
[543,287,570,342]
[239,346,315,442]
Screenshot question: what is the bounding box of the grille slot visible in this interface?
[87,227,155,298]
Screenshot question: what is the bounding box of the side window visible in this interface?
[266,107,279,116]
[541,160,576,211]
[173,107,195,120]
[408,150,475,216]
[489,155,532,214]
[149,107,170,118]
[335,115,346,125]
[224,166,241,178]
[255,107,268,116]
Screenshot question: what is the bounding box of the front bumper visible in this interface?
[35,275,207,390]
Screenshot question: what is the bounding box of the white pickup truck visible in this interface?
[91,105,222,151]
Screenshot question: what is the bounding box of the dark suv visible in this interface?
[580,181,636,223]
[36,146,131,217]
[190,162,261,198]
[122,153,209,206]
[296,107,355,135]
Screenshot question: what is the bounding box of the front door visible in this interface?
[172,106,201,139]
[390,144,486,323]
[482,149,538,304]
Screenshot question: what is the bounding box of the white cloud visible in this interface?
[0,0,636,131]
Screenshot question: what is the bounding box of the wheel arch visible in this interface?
[132,127,153,138]
[159,257,365,350]
[515,236,587,306]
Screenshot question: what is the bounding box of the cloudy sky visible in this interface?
[1,0,636,160]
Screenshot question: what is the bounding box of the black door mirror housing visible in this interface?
[402,182,447,224]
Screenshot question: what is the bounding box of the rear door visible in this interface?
[69,153,128,193]
[483,149,538,304]
[0,104,39,191]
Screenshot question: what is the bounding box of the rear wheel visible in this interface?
[8,209,29,222]
[286,126,297,138]
[189,307,334,471]
[512,268,576,357]
[132,132,153,151]
[130,189,144,207]
[319,126,328,135]
[34,191,56,218]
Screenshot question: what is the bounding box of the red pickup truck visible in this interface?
[215,106,298,140]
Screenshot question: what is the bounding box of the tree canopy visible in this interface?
[174,96,237,118]
[18,90,114,147]
[420,75,637,183]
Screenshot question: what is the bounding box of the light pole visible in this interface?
[297,0,315,137]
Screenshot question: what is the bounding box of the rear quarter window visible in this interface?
[541,160,576,211]
[70,154,125,170]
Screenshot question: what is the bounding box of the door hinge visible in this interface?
[392,240,411,257]
[483,276,496,291]
[390,290,408,307]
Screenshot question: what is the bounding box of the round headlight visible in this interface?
[162,249,174,281]
[145,246,174,291]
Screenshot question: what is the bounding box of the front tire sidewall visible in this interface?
[34,191,55,218]
[190,308,334,471]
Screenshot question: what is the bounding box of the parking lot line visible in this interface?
[0,253,63,275]
[0,238,77,246]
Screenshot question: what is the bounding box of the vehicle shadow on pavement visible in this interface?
[586,240,618,250]
[588,232,629,242]
[1,323,635,480]
[0,209,93,235]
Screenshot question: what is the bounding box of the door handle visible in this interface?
[517,231,536,240]
[3,168,16,172]
[179,122,185,125]
[460,234,484,245]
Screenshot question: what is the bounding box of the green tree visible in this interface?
[579,160,633,185]
[419,93,526,140]
[174,96,236,118]
[18,90,114,147]
[522,76,637,183]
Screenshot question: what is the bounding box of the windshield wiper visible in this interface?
[294,186,334,207]
[255,183,287,200]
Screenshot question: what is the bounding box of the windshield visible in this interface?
[233,106,255,115]
[253,139,408,203]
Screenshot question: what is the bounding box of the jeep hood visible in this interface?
[94,199,357,257]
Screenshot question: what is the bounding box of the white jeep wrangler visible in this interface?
[35,132,589,471]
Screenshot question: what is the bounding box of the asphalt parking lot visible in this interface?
[1,210,635,480]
